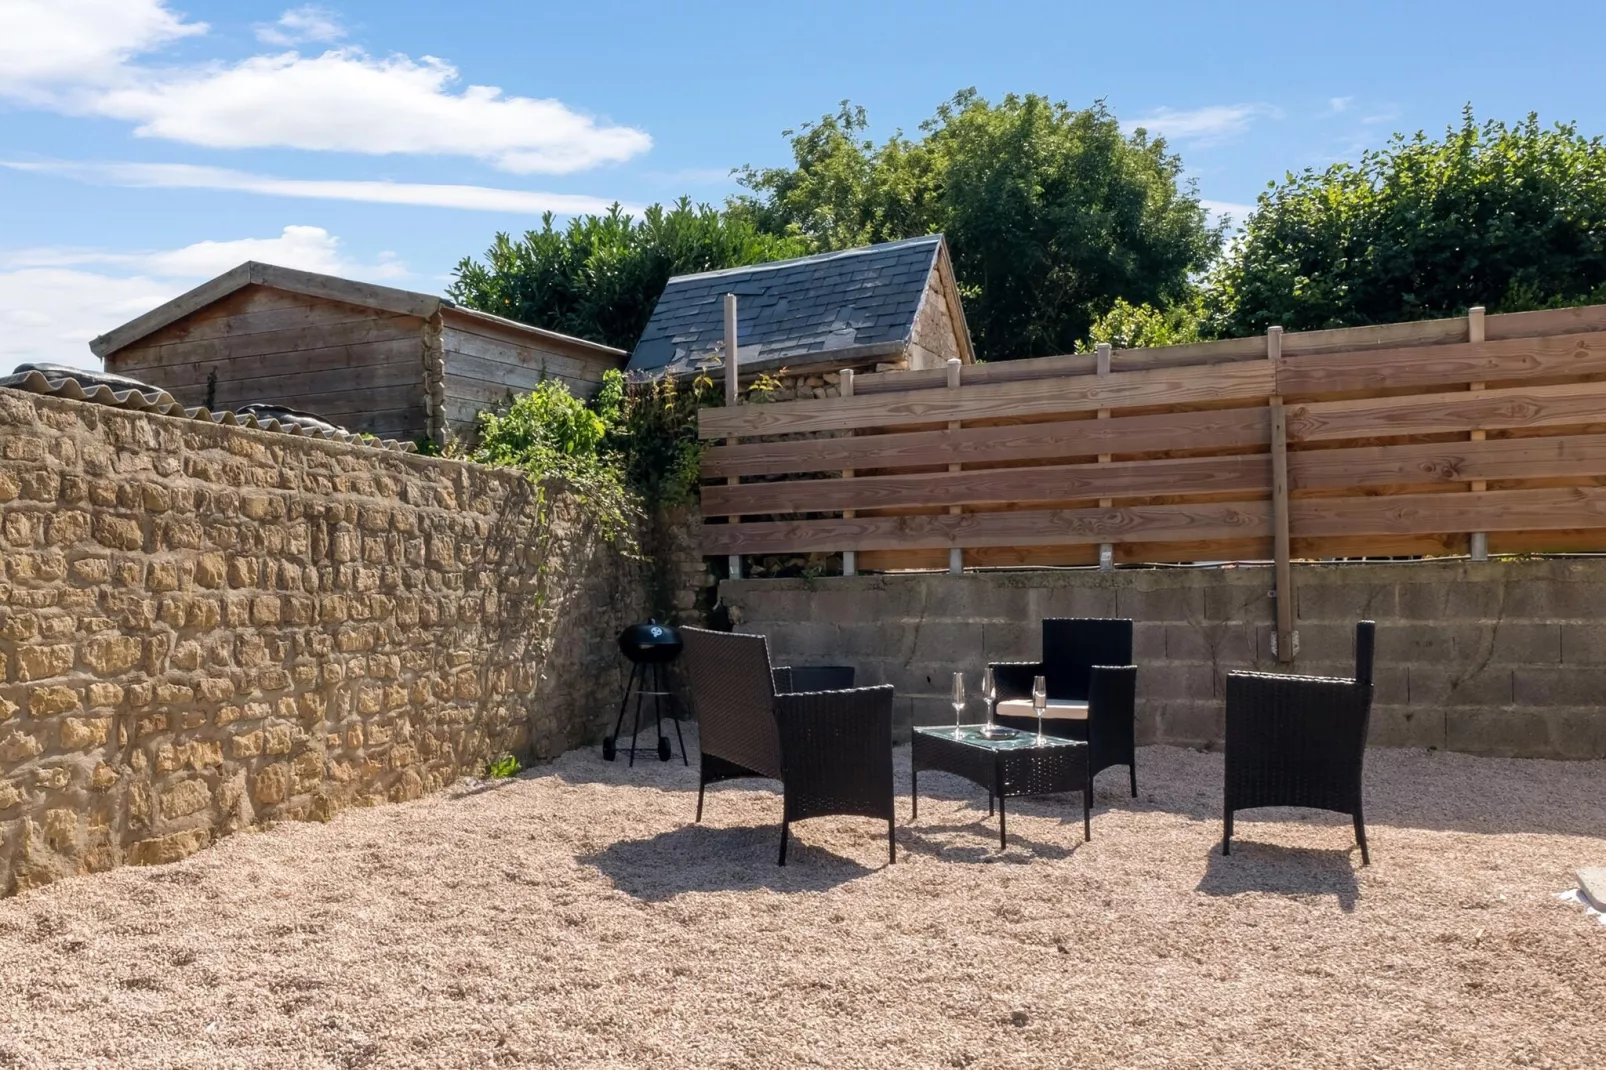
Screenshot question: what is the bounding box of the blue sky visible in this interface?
[4,0,1603,369]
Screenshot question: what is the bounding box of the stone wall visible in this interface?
[0,389,646,895]
[722,559,1606,760]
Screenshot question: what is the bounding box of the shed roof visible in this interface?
[89,261,625,362]
[628,235,967,374]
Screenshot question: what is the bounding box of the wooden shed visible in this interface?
[90,261,627,444]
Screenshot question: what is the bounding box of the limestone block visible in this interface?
[16,644,74,681]
[128,828,210,867]
[159,779,211,819]
[253,763,289,805]
[230,731,264,758]
[93,515,142,551]
[28,686,80,717]
[86,682,123,710]
[79,635,142,675]
[58,718,110,750]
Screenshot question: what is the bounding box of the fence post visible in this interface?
[946,357,964,575]
[1095,342,1114,571]
[841,368,857,577]
[1467,306,1489,562]
[723,294,742,581]
[1268,325,1296,662]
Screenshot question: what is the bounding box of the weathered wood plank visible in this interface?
[1291,486,1606,537]
[1276,330,1606,397]
[702,406,1271,477]
[699,360,1275,439]
[110,316,424,368]
[699,454,1269,517]
[698,500,1273,555]
[1291,433,1606,490]
[441,328,610,385]
[1485,303,1606,341]
[1287,381,1606,442]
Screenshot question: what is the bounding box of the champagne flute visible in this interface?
[951,671,966,737]
[1032,674,1047,740]
[981,665,996,734]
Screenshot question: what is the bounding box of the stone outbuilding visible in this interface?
[90,261,627,444]
[628,235,974,398]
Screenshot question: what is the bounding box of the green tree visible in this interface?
[1079,297,1205,352]
[734,91,1221,360]
[1207,109,1606,336]
[449,198,807,352]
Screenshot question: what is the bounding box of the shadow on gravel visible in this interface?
[1196,841,1362,912]
[580,822,877,900]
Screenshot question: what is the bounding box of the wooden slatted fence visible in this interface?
[696,303,1606,597]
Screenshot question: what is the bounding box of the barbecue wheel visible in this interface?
[657,736,672,762]
[601,736,617,762]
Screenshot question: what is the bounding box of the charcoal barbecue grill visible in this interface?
[603,620,687,765]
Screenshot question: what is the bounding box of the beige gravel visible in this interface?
[2,734,1603,1070]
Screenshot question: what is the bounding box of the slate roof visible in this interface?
[628,235,945,374]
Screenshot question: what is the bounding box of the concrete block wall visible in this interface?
[721,559,1606,760]
[0,389,646,895]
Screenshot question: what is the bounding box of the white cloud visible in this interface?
[255,5,347,47]
[1328,96,1354,115]
[87,49,650,173]
[1,2,649,173]
[3,160,636,215]
[1201,199,1256,230]
[0,227,407,371]
[1126,104,1282,147]
[0,0,204,96]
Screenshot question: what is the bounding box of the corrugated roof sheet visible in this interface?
[0,368,416,452]
[628,235,943,373]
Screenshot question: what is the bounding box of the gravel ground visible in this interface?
[1,734,1603,1070]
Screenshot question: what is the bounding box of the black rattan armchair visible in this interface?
[1222,620,1376,864]
[772,665,855,693]
[988,618,1138,796]
[679,628,894,866]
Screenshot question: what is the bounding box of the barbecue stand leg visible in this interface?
[652,663,671,762]
[627,674,646,767]
[910,763,918,821]
[664,664,688,767]
[604,663,638,762]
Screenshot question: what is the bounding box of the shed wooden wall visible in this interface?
[905,257,965,371]
[438,313,622,433]
[104,284,429,439]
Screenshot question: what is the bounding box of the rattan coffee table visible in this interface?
[911,725,1091,848]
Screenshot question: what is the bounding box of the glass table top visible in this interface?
[913,724,1086,751]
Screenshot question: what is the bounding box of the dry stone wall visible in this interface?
[0,389,645,895]
[723,559,1606,761]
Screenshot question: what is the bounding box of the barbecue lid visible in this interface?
[617,619,683,662]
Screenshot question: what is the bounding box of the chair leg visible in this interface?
[695,777,706,822]
[1222,808,1233,855]
[1129,759,1137,799]
[887,818,896,865]
[1354,808,1370,866]
[777,820,789,866]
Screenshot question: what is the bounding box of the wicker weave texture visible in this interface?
[680,628,782,782]
[775,687,894,823]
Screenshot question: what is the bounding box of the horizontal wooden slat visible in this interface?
[699,360,1275,439]
[1291,486,1606,538]
[1486,304,1606,342]
[701,454,1268,517]
[1276,330,1606,397]
[702,406,1271,478]
[699,500,1272,554]
[1288,381,1606,442]
[1291,433,1606,491]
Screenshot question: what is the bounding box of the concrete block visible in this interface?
[982,620,1038,661]
[1445,707,1606,759]
[1511,666,1606,708]
[1396,576,1505,621]
[1204,576,1274,625]
[1038,583,1120,620]
[1559,623,1606,666]
[1408,666,1512,708]
[1133,622,1166,662]
[924,577,1035,622]
[1367,705,1445,750]
[1294,577,1398,623]
[908,621,987,666]
[1503,580,1606,622]
[1372,621,1454,665]
[1140,662,1218,704]
[1152,701,1222,748]
[760,620,840,664]
[1114,583,1202,624]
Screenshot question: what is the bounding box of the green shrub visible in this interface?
[485,754,522,779]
